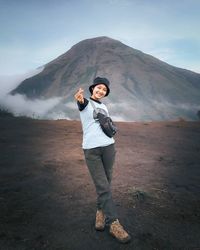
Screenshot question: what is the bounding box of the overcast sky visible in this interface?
[1,0,200,76]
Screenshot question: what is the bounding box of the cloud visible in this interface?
[0,67,44,97]
[0,68,62,119]
[0,94,61,118]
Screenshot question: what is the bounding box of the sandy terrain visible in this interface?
[0,116,200,250]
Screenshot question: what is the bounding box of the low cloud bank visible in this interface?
[0,69,199,121]
[0,93,62,118]
[0,68,63,119]
[0,67,44,97]
[108,99,200,122]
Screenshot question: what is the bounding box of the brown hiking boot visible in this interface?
[109,219,131,243]
[95,210,105,231]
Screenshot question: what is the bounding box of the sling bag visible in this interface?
[90,100,117,138]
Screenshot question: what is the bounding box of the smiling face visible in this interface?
[91,84,108,100]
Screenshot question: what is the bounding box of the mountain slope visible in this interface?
[10,36,200,121]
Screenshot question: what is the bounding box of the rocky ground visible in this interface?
[0,116,200,250]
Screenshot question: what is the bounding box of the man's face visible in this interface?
[91,84,107,100]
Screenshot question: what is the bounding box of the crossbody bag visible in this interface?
[90,100,117,138]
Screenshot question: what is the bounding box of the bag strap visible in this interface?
[89,100,98,115]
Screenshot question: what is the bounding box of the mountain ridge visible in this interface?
[10,36,200,121]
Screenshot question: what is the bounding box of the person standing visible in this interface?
[74,77,131,244]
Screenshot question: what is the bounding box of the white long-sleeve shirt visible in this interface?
[77,97,115,149]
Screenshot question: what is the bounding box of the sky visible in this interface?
[0,0,200,76]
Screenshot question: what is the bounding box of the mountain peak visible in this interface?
[73,36,119,45]
[69,36,125,52]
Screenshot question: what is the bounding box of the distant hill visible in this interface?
[10,36,200,121]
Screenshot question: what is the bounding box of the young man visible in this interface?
[74,77,131,244]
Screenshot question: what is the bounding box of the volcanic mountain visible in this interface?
[11,36,200,121]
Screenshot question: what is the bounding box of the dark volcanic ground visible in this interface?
[0,116,200,250]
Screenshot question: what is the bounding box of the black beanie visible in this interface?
[89,77,110,96]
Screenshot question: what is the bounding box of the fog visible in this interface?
[0,68,44,96]
[0,69,199,121]
[0,68,63,119]
[107,99,200,122]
